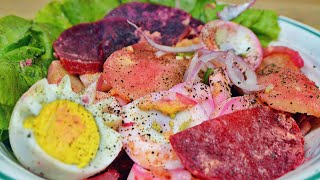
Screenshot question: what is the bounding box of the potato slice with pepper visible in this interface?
[103,42,187,101]
[257,53,320,117]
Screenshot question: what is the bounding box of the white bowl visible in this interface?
[0,16,320,180]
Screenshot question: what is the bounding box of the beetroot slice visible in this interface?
[105,2,203,45]
[100,19,139,60]
[54,21,105,74]
[170,107,304,180]
[53,18,138,74]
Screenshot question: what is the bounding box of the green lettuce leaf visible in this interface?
[31,23,64,73]
[61,0,120,25]
[0,18,54,134]
[122,0,215,19]
[0,16,32,53]
[142,0,217,21]
[120,0,149,3]
[0,61,36,106]
[176,0,198,13]
[203,3,226,22]
[147,0,175,7]
[1,46,44,62]
[0,61,23,106]
[35,0,121,30]
[0,35,32,57]
[0,105,12,130]
[34,1,72,30]
[233,9,280,47]
[0,16,48,61]
[0,130,8,142]
[18,64,45,87]
[0,60,44,130]
[189,0,216,22]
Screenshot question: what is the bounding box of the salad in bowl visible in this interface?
[0,0,320,179]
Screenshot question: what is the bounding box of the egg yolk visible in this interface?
[23,100,100,168]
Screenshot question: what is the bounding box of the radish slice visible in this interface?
[128,20,203,53]
[217,0,257,21]
[225,51,265,91]
[200,20,263,70]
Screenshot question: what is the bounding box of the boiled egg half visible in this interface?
[9,76,122,180]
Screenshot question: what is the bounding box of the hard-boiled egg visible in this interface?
[9,76,122,180]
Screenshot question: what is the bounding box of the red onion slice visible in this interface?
[183,53,199,82]
[205,62,216,70]
[183,50,263,91]
[217,0,257,21]
[185,60,204,85]
[184,51,226,85]
[232,55,258,85]
[127,20,203,53]
[198,51,227,64]
[183,53,206,86]
[225,51,265,91]
[155,51,167,57]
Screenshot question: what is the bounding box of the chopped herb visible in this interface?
[204,68,214,85]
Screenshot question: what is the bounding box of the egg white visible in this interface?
[9,76,123,180]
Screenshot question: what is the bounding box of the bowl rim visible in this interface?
[0,16,320,180]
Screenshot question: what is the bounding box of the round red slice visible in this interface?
[103,42,187,101]
[105,2,203,46]
[263,46,304,68]
[53,18,138,74]
[170,107,304,180]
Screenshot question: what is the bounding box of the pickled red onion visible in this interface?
[127,20,203,54]
[217,0,257,21]
[225,51,265,91]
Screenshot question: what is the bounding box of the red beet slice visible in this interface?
[53,18,138,74]
[170,107,304,180]
[54,21,105,74]
[99,19,139,61]
[105,2,203,45]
